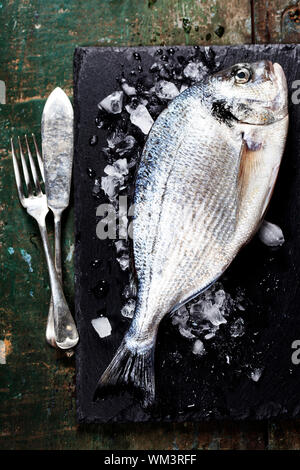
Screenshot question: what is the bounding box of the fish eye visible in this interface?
[234,67,251,84]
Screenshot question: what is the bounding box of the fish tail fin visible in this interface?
[94,339,155,408]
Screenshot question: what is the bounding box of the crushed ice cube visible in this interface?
[250,368,263,382]
[116,135,136,156]
[183,61,207,82]
[118,213,128,239]
[101,159,129,201]
[192,339,205,356]
[100,175,118,200]
[230,318,245,338]
[104,158,128,177]
[172,283,234,341]
[155,80,179,100]
[123,275,137,299]
[204,325,219,340]
[91,316,112,338]
[258,220,285,247]
[178,326,196,339]
[121,79,137,96]
[126,104,154,135]
[92,178,101,198]
[98,91,124,114]
[190,295,227,327]
[121,299,136,318]
[106,129,125,149]
[115,240,127,254]
[172,306,189,329]
[117,253,130,271]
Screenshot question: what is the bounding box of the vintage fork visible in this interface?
[10,134,79,350]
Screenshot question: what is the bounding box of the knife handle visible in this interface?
[39,221,79,349]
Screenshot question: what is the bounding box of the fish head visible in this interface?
[208,60,288,125]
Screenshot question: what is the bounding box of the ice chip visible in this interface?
[230,318,245,338]
[92,178,101,198]
[121,80,137,96]
[123,275,138,299]
[258,220,285,247]
[117,253,130,271]
[214,289,226,307]
[126,104,154,135]
[101,159,129,201]
[121,299,136,318]
[104,158,128,178]
[199,301,227,326]
[118,214,128,239]
[192,339,205,356]
[116,135,136,156]
[183,61,206,82]
[250,368,263,382]
[98,91,124,114]
[172,306,189,328]
[107,129,125,149]
[101,175,118,199]
[113,158,128,176]
[91,316,112,338]
[204,327,218,340]
[155,80,179,100]
[178,326,196,339]
[115,240,127,254]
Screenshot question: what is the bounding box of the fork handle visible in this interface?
[38,221,79,349]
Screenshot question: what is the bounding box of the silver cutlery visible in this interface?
[41,87,77,349]
[10,134,79,350]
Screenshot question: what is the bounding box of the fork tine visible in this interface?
[11,138,25,206]
[18,136,32,195]
[32,133,45,182]
[25,135,42,195]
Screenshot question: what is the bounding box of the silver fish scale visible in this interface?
[131,86,242,345]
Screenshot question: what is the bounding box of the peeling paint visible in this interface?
[0,80,5,104]
[65,243,74,262]
[20,248,33,272]
[7,247,14,255]
[0,340,6,364]
[4,336,12,356]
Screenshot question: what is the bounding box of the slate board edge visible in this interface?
[73,44,300,424]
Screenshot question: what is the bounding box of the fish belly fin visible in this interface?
[94,339,155,408]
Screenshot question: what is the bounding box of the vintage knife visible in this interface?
[41,87,79,349]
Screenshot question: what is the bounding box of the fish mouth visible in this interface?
[270,62,288,119]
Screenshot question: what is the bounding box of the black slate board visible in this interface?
[74,44,300,423]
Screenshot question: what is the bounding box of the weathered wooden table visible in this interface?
[1,0,300,450]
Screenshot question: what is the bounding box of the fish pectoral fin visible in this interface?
[94,339,155,408]
[238,133,280,225]
[237,136,260,208]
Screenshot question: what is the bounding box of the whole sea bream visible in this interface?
[95,60,288,407]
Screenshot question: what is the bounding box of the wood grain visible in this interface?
[253,0,300,43]
[0,0,299,450]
